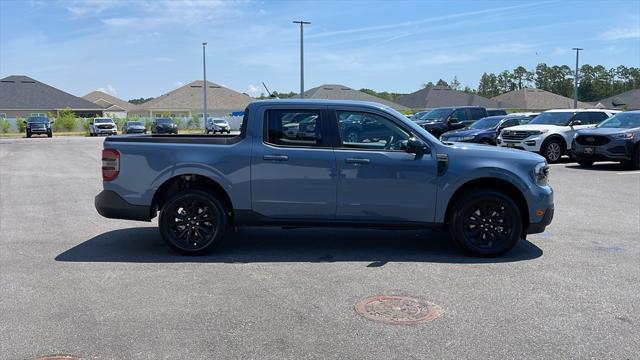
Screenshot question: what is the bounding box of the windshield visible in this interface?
[94,118,114,124]
[156,119,174,124]
[27,117,49,123]
[596,112,640,129]
[529,112,575,126]
[213,119,226,124]
[469,116,504,129]
[127,121,143,126]
[418,108,453,122]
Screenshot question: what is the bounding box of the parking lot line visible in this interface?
[616,171,640,175]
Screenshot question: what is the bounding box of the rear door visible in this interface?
[251,106,337,219]
[329,107,439,223]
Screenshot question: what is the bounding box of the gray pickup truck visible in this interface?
[96,99,554,256]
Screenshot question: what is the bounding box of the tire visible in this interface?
[26,131,31,138]
[159,189,228,255]
[479,139,493,145]
[47,131,52,138]
[449,189,522,257]
[541,138,564,163]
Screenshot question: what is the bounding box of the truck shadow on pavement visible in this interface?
[55,226,543,264]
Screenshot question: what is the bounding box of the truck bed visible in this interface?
[104,133,242,145]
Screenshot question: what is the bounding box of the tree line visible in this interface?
[475,64,639,101]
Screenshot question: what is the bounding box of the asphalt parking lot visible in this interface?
[1,136,638,359]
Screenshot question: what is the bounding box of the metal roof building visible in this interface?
[302,84,407,110]
[492,88,592,110]
[0,75,103,118]
[128,80,253,118]
[395,86,503,109]
[593,89,640,110]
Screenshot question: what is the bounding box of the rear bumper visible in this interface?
[95,190,152,221]
[526,206,554,234]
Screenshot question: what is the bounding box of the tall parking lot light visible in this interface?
[293,20,310,99]
[203,42,208,127]
[572,47,583,109]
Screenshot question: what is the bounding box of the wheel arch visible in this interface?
[444,177,530,235]
[542,134,567,151]
[151,174,234,223]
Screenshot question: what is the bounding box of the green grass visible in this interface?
[0,129,208,138]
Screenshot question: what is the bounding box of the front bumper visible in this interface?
[527,206,554,234]
[125,128,145,134]
[572,139,635,161]
[96,128,117,134]
[95,190,152,221]
[29,128,49,133]
[498,135,544,152]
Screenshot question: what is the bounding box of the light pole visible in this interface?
[293,20,310,99]
[202,42,208,126]
[572,47,583,109]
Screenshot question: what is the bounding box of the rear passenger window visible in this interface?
[588,112,608,124]
[470,108,486,119]
[265,109,323,147]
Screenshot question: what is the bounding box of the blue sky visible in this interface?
[1,0,639,100]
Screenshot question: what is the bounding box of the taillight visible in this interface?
[102,148,120,181]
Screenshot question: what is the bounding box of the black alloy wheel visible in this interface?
[450,190,522,256]
[159,189,228,255]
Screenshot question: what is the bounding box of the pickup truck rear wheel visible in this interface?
[159,189,228,255]
[450,189,522,257]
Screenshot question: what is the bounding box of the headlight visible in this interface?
[532,162,549,186]
[529,129,549,135]
[610,132,634,140]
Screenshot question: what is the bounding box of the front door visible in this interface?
[331,108,439,223]
[251,107,337,219]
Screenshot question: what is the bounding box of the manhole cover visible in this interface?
[354,295,440,325]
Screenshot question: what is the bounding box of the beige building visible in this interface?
[302,84,407,110]
[128,80,253,119]
[83,91,135,118]
[492,88,592,110]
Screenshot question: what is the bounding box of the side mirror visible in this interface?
[571,120,582,126]
[49,120,55,124]
[406,138,428,156]
[23,120,27,124]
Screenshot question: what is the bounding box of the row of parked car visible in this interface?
[410,106,640,169]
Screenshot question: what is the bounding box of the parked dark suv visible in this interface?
[573,110,640,169]
[414,106,488,137]
[441,115,533,145]
[24,116,53,138]
[151,118,178,134]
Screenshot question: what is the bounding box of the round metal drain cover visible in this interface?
[355,295,440,325]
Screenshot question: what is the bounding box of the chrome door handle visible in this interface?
[263,154,289,161]
[345,158,370,164]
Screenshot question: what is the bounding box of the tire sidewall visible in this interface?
[542,138,564,163]
[158,189,228,255]
[450,190,523,256]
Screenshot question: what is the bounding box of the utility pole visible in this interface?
[202,42,208,126]
[293,20,310,99]
[572,47,583,109]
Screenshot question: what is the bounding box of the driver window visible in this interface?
[336,110,410,150]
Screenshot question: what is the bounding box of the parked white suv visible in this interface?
[497,109,619,163]
[89,117,117,136]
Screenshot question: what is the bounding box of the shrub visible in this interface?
[0,119,10,133]
[53,108,77,132]
[17,117,26,133]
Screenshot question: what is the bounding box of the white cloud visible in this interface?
[102,17,137,26]
[65,0,122,17]
[97,84,117,95]
[246,84,262,97]
[600,25,640,40]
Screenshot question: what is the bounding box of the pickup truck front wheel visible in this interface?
[450,190,522,257]
[159,189,228,255]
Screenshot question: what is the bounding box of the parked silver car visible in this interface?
[205,118,231,134]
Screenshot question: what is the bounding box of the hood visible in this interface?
[442,128,490,137]
[577,127,640,136]
[503,124,563,132]
[446,142,545,162]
